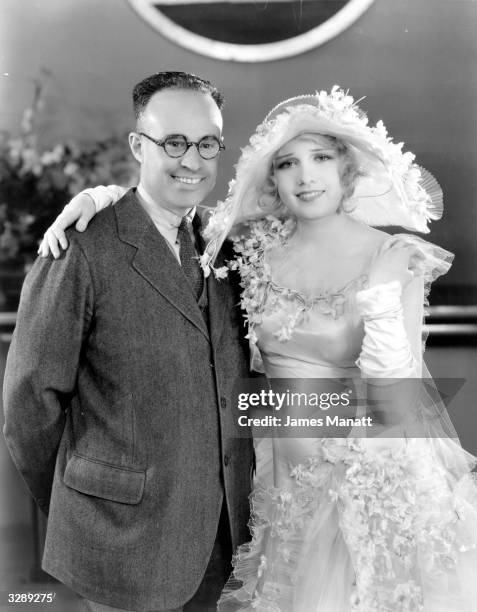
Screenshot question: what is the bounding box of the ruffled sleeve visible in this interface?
[392,233,454,307]
[81,185,128,213]
[387,234,453,355]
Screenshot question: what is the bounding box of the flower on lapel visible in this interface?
[198,252,230,280]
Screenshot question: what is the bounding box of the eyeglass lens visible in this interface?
[164,135,221,159]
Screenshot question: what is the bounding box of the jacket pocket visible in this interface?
[63,453,145,505]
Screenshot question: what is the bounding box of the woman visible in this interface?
[201,88,477,611]
[40,87,477,610]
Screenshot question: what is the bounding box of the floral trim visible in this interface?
[198,201,233,279]
[228,215,292,342]
[229,216,367,345]
[228,438,468,612]
[317,439,462,612]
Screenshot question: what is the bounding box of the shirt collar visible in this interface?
[136,184,196,228]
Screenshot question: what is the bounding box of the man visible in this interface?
[3,72,254,612]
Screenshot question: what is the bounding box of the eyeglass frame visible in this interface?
[138,132,225,159]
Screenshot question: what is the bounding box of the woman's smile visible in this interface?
[295,189,326,202]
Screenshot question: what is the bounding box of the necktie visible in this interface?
[177,218,204,300]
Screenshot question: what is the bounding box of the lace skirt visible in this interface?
[218,437,477,612]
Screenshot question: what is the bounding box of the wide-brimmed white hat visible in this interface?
[201,86,442,275]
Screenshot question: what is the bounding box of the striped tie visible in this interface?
[177,218,204,300]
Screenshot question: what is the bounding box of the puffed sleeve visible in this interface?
[356,235,453,379]
[356,280,420,378]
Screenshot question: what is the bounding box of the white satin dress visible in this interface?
[219,224,477,612]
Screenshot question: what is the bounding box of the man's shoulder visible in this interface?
[65,189,136,253]
[64,210,116,255]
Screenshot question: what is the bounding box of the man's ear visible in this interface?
[129,132,142,163]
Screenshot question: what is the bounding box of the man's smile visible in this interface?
[171,175,205,185]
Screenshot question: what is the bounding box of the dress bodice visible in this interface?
[232,216,371,379]
[231,216,453,381]
[255,273,367,379]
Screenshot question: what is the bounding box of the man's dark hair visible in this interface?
[133,71,225,120]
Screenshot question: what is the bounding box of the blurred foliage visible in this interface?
[0,76,138,266]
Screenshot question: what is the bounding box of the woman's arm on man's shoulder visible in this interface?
[38,185,127,258]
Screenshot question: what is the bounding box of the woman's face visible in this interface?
[273,134,344,221]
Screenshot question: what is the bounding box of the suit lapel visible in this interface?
[115,191,209,340]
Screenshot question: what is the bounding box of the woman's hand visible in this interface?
[367,237,424,289]
[38,192,97,258]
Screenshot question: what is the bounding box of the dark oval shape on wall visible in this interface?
[128,0,376,62]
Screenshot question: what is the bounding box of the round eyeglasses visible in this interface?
[139,132,225,160]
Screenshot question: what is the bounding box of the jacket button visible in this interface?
[224,454,230,466]
[220,396,227,410]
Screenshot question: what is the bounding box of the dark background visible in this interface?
[156,0,350,43]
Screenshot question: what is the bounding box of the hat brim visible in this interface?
[228,110,440,235]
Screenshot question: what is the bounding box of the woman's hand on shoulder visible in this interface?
[367,236,424,289]
[38,192,97,259]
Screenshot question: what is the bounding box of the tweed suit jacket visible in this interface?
[3,190,254,611]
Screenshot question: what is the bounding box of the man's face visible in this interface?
[129,89,223,215]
